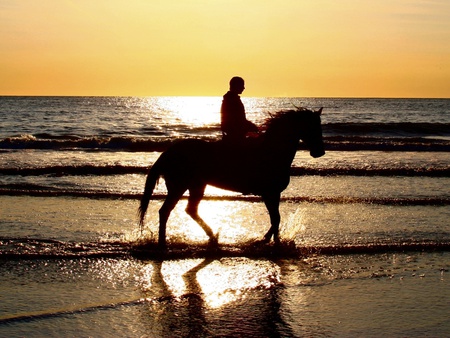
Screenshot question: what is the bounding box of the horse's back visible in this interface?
[156,139,215,181]
[156,137,289,194]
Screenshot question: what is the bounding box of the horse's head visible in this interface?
[263,107,325,158]
[300,108,325,158]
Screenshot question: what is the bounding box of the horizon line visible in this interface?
[1,94,449,99]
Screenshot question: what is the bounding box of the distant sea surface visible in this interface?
[2,96,450,152]
[1,96,449,337]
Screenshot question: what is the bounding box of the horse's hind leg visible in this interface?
[158,188,184,248]
[186,184,217,245]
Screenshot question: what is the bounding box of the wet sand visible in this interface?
[1,252,449,337]
[1,189,449,336]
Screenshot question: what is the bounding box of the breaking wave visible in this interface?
[1,237,449,261]
[1,122,450,152]
[1,164,449,177]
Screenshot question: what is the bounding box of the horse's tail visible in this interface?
[138,157,164,228]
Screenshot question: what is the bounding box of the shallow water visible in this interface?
[1,253,448,337]
[1,190,449,337]
[1,192,448,247]
[1,96,449,336]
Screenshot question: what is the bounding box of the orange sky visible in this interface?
[1,0,449,97]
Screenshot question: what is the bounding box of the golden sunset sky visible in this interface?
[1,0,449,97]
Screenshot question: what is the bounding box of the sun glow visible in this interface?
[2,1,449,97]
[156,97,221,127]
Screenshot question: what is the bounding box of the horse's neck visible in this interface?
[261,134,299,168]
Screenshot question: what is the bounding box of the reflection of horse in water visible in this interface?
[139,108,325,248]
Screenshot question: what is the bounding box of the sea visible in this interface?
[1,96,449,337]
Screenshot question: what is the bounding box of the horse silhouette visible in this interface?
[139,108,325,248]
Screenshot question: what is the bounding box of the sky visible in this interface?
[1,0,449,97]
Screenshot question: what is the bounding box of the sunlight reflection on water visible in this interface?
[154,96,221,126]
[150,258,280,309]
[156,199,267,244]
[196,258,280,308]
[1,253,448,337]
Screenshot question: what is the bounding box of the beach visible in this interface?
[1,96,449,336]
[1,250,449,337]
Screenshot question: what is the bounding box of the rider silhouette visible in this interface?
[220,77,258,143]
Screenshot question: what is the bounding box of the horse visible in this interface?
[138,107,325,248]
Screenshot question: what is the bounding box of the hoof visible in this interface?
[255,235,280,246]
[157,242,167,251]
[208,234,219,247]
[254,238,270,246]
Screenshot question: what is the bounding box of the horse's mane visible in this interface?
[261,107,315,132]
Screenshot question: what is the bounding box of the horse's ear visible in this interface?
[316,107,323,116]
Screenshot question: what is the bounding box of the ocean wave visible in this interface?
[1,134,449,152]
[0,297,146,325]
[1,165,449,177]
[0,238,130,260]
[1,188,449,206]
[0,135,181,152]
[323,122,450,137]
[325,136,450,151]
[1,237,449,261]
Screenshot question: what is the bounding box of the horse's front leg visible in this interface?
[262,193,281,244]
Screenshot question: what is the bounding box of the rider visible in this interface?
[220,76,258,143]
